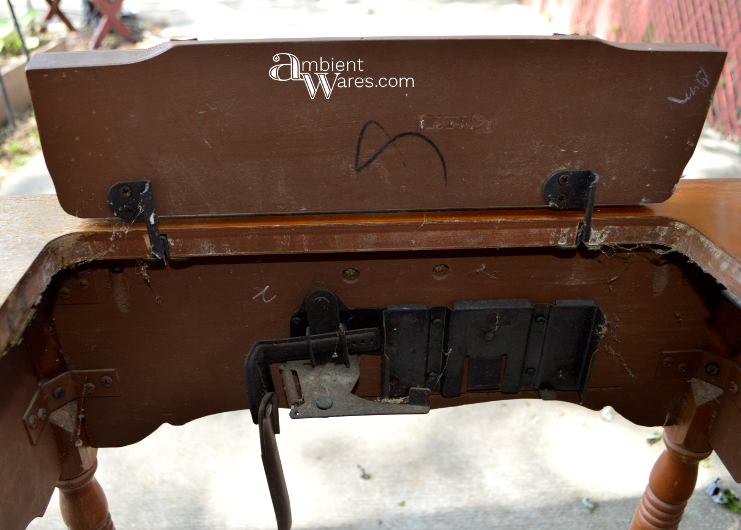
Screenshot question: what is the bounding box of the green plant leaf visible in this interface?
[25,36,39,50]
[0,18,15,40]
[19,9,38,29]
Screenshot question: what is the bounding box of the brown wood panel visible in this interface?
[27,37,725,218]
[0,333,61,529]
[44,248,722,448]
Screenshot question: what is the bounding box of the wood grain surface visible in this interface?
[27,37,725,218]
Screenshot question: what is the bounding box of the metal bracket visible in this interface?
[543,170,600,248]
[281,357,430,419]
[107,180,165,259]
[22,369,120,445]
[258,393,291,530]
[245,289,605,424]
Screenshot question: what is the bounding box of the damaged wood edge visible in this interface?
[0,209,739,357]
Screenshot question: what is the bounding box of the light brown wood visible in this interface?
[630,378,723,529]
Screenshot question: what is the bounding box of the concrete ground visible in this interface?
[5,1,741,529]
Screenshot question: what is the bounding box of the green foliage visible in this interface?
[0,9,40,56]
[646,431,662,445]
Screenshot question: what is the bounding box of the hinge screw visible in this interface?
[28,415,38,429]
[119,185,132,198]
[525,367,536,376]
[122,204,137,218]
[535,316,546,325]
[38,408,47,421]
[316,396,334,410]
[558,174,571,186]
[706,363,721,376]
[100,376,113,388]
[432,318,443,326]
[555,193,568,205]
[84,383,96,395]
[75,278,89,291]
[52,387,66,399]
[662,357,674,368]
[730,382,739,395]
[677,363,688,374]
[58,287,71,300]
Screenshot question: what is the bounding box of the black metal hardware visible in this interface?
[543,170,600,247]
[245,289,605,424]
[384,299,605,402]
[245,289,605,530]
[107,180,165,260]
[258,392,291,530]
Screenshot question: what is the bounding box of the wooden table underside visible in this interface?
[1,178,740,528]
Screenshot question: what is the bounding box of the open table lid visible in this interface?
[27,35,725,219]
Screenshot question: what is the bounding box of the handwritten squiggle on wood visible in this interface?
[354,120,448,185]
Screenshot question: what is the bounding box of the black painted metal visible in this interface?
[106,180,165,259]
[245,289,606,425]
[543,170,600,246]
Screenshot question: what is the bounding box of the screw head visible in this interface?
[291,316,302,326]
[525,367,536,376]
[122,204,137,218]
[432,264,450,276]
[84,383,96,395]
[428,372,438,380]
[730,382,739,395]
[313,297,330,315]
[52,386,66,400]
[558,174,571,186]
[662,357,674,368]
[119,185,133,198]
[316,396,334,410]
[535,316,546,325]
[706,363,721,376]
[37,408,47,421]
[100,376,113,388]
[342,268,360,281]
[58,287,71,300]
[484,331,495,341]
[432,318,443,326]
[75,278,89,291]
[555,193,568,205]
[28,415,38,429]
[677,363,689,374]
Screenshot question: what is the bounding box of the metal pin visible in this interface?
[305,327,316,367]
[339,323,351,367]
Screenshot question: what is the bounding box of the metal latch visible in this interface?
[244,288,605,530]
[543,169,600,248]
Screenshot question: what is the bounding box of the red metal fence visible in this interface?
[524,0,741,139]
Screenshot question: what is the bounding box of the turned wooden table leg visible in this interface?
[630,378,723,530]
[630,431,711,529]
[58,460,114,530]
[51,401,115,530]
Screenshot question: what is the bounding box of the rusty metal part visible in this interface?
[284,356,430,419]
[22,369,120,445]
[258,392,291,530]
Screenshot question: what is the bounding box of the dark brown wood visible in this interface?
[630,378,722,530]
[26,37,725,218]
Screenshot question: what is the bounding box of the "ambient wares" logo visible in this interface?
[269,53,414,99]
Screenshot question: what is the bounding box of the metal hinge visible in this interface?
[107,180,166,260]
[543,169,600,248]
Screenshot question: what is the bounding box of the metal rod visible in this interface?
[0,71,16,130]
[7,0,30,62]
